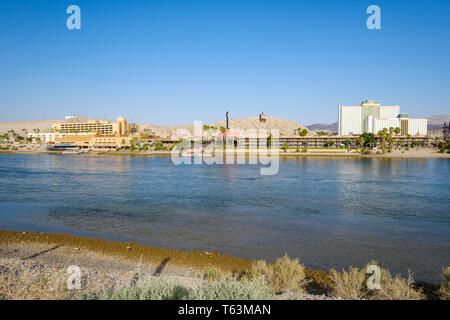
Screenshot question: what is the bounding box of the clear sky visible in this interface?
[0,0,449,125]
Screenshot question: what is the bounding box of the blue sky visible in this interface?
[0,0,449,125]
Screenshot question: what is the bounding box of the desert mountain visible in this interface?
[211,116,312,136]
[306,122,338,133]
[426,115,450,129]
[141,116,312,137]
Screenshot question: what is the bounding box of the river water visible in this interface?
[0,154,448,283]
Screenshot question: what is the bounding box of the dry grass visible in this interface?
[248,254,309,294]
[0,249,437,301]
[203,267,230,282]
[439,267,450,300]
[375,271,424,300]
[0,259,132,300]
[329,266,367,299]
[0,260,68,300]
[329,262,424,300]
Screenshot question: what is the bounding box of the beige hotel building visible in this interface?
[54,116,139,149]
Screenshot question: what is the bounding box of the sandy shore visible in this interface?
[0,230,331,295]
[0,230,441,300]
[0,230,252,273]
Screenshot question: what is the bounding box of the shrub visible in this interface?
[97,277,189,300]
[375,271,424,300]
[439,267,450,300]
[154,141,165,151]
[249,255,308,293]
[96,274,273,300]
[329,266,367,299]
[204,268,227,282]
[191,277,273,300]
[329,262,424,300]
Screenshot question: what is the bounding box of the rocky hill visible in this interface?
[211,116,312,136]
[141,116,312,137]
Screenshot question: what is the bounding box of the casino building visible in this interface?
[338,100,427,136]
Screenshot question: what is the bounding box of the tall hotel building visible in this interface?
[338,100,427,136]
[52,117,138,135]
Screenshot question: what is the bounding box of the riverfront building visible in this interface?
[27,132,67,143]
[54,116,138,149]
[338,100,427,136]
[52,117,139,135]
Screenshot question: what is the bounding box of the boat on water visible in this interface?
[47,144,91,154]
[61,149,91,155]
[62,149,83,154]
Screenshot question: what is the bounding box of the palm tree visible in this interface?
[434,137,441,149]
[406,134,411,150]
[267,133,273,147]
[377,128,389,154]
[356,136,365,151]
[388,127,395,152]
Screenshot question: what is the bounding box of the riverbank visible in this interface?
[1,149,449,158]
[0,230,332,299]
[0,230,443,300]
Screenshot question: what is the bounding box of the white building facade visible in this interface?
[372,118,401,134]
[27,132,68,143]
[338,100,426,136]
[405,118,427,136]
[338,106,362,135]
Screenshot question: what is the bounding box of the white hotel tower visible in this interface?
[338,100,427,136]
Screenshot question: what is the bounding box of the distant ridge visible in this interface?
[426,114,450,129]
[0,117,110,134]
[306,122,338,133]
[2,114,449,136]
